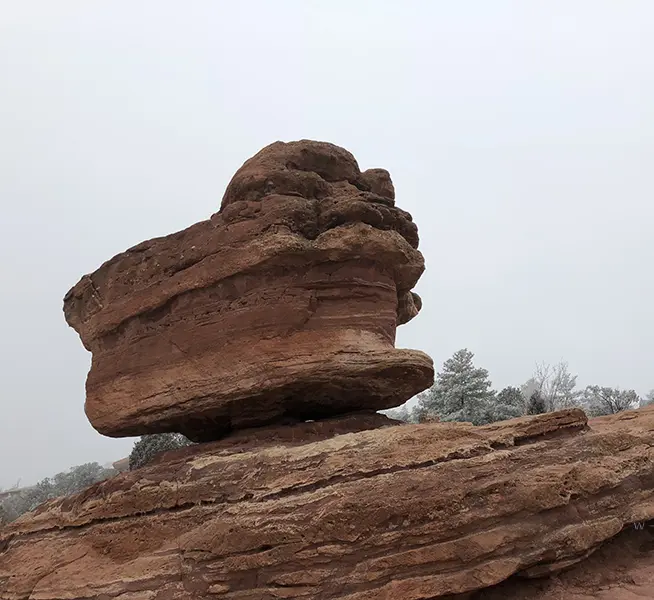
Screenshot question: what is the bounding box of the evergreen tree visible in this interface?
[486,386,525,422]
[519,378,539,406]
[417,349,495,425]
[527,390,547,415]
[129,433,193,470]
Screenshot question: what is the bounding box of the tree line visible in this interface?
[0,434,193,524]
[385,348,654,425]
[0,462,115,524]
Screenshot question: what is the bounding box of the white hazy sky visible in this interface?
[1,1,653,487]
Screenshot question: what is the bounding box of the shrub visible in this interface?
[128,433,193,470]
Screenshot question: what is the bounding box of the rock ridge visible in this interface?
[2,408,654,599]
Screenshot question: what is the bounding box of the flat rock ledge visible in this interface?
[1,407,653,599]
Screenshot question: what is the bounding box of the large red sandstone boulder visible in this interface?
[63,141,433,441]
[2,407,653,599]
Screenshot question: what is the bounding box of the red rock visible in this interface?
[2,408,653,599]
[148,410,402,464]
[474,525,654,599]
[63,140,433,441]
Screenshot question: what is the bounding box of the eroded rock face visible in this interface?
[63,140,433,441]
[473,525,654,600]
[2,407,653,599]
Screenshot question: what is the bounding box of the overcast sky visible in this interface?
[1,1,653,487]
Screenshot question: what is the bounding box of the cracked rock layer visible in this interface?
[2,408,654,599]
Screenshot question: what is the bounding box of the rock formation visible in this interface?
[2,140,652,600]
[63,140,433,442]
[1,408,653,599]
[474,525,654,599]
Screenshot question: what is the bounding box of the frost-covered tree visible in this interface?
[582,386,640,416]
[641,390,654,408]
[520,378,547,414]
[417,349,495,425]
[382,403,418,423]
[50,462,113,497]
[0,463,115,523]
[519,378,539,406]
[129,433,193,470]
[485,386,525,422]
[532,361,581,411]
[527,390,547,415]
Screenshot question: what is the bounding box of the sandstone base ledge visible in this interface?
[1,407,654,599]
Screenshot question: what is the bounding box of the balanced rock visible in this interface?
[63,140,434,441]
[2,407,653,599]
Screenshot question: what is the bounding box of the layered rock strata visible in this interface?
[63,141,433,441]
[473,525,654,599]
[2,407,653,599]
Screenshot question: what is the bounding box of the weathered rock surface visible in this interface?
[63,140,433,441]
[2,407,653,599]
[472,525,654,599]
